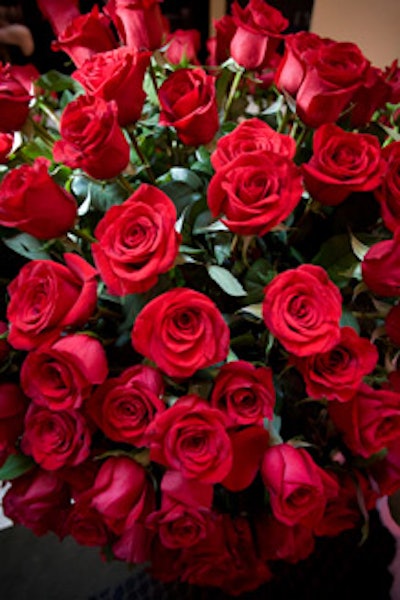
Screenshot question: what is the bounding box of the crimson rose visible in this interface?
[374,141,400,232]
[362,230,400,297]
[164,29,201,66]
[206,14,236,67]
[105,0,165,51]
[0,63,31,132]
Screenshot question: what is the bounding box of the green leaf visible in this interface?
[3,233,51,260]
[0,453,35,480]
[207,265,247,297]
[70,175,127,212]
[340,308,361,334]
[169,167,203,190]
[37,70,84,93]
[312,234,359,288]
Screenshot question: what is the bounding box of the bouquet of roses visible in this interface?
[1,0,400,595]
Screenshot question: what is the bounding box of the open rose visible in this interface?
[0,63,32,132]
[362,230,400,297]
[132,288,230,379]
[72,46,151,126]
[374,141,400,232]
[262,264,342,356]
[7,253,98,351]
[53,94,130,180]
[302,124,383,206]
[105,0,165,51]
[0,382,28,467]
[0,157,77,239]
[146,395,232,484]
[207,150,303,237]
[91,184,181,296]
[158,68,219,147]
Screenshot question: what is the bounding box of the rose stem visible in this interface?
[223,67,244,122]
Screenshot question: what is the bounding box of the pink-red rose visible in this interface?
[164,29,201,66]
[207,150,303,236]
[105,0,166,51]
[0,63,32,132]
[362,230,400,297]
[0,382,28,466]
[302,124,383,206]
[64,504,113,547]
[0,157,77,239]
[146,394,232,484]
[262,264,342,356]
[374,141,400,232]
[91,184,181,296]
[132,288,230,379]
[206,14,236,67]
[53,94,130,180]
[158,68,219,147]
[7,253,98,351]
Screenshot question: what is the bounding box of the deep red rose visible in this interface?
[302,124,383,206]
[229,0,288,70]
[53,94,130,180]
[384,59,400,104]
[375,141,400,232]
[52,5,117,68]
[349,65,391,128]
[64,504,113,547]
[86,365,165,447]
[206,14,236,67]
[20,334,108,411]
[262,264,342,356]
[158,68,219,147]
[210,360,275,427]
[132,288,230,379]
[210,118,296,171]
[91,184,181,296]
[0,157,77,238]
[146,394,232,484]
[0,382,28,467]
[7,253,98,351]
[362,230,400,297]
[0,63,32,133]
[293,327,378,402]
[295,42,370,128]
[21,404,92,470]
[386,304,400,346]
[207,150,303,236]
[112,521,155,565]
[328,383,400,458]
[72,46,151,126]
[80,456,155,535]
[3,468,70,536]
[0,132,13,162]
[105,0,165,51]
[222,426,270,492]
[164,29,201,66]
[261,443,339,528]
[37,0,80,38]
[257,514,315,564]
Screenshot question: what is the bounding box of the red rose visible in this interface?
[386,304,400,346]
[261,443,339,528]
[105,0,165,51]
[37,0,80,37]
[375,141,400,232]
[21,404,92,470]
[0,63,32,132]
[131,288,230,379]
[362,230,400,297]
[164,29,201,66]
[158,68,219,147]
[146,395,232,484]
[72,46,151,126]
[64,504,113,547]
[3,468,70,536]
[7,253,98,351]
[222,426,270,492]
[210,360,275,427]
[349,65,391,128]
[206,14,236,67]
[207,150,303,236]
[0,382,28,466]
[384,60,400,104]
[210,118,296,171]
[302,124,383,206]
[0,157,77,238]
[20,334,108,411]
[229,0,288,70]
[328,383,400,458]
[87,365,165,447]
[52,5,117,68]
[53,94,130,180]
[257,515,315,564]
[91,184,181,296]
[0,132,13,162]
[293,327,378,402]
[262,264,342,356]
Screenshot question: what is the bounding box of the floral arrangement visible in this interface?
[1,0,400,595]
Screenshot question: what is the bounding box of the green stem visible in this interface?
[127,130,156,184]
[148,61,160,108]
[27,115,56,146]
[115,174,135,194]
[223,67,244,122]
[37,100,60,129]
[295,125,310,149]
[70,228,97,243]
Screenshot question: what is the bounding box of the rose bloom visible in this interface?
[86,365,165,447]
[72,46,151,126]
[210,118,296,171]
[293,327,378,402]
[21,404,92,471]
[375,141,400,232]
[210,360,275,427]
[0,132,13,162]
[302,124,383,206]
[328,383,400,458]
[362,230,400,297]
[146,394,232,484]
[53,94,130,180]
[105,0,165,51]
[257,514,315,564]
[0,382,28,467]
[349,65,391,128]
[386,304,400,346]
[3,468,70,536]
[131,288,230,379]
[206,14,236,67]
[7,253,98,351]
[262,264,342,356]
[20,334,108,411]
[207,150,303,237]
[64,504,113,547]
[52,5,117,68]
[384,59,400,104]
[91,184,181,296]
[164,29,201,66]
[261,443,339,528]
[0,63,32,132]
[0,157,77,239]
[229,0,288,70]
[158,68,219,147]
[222,426,270,492]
